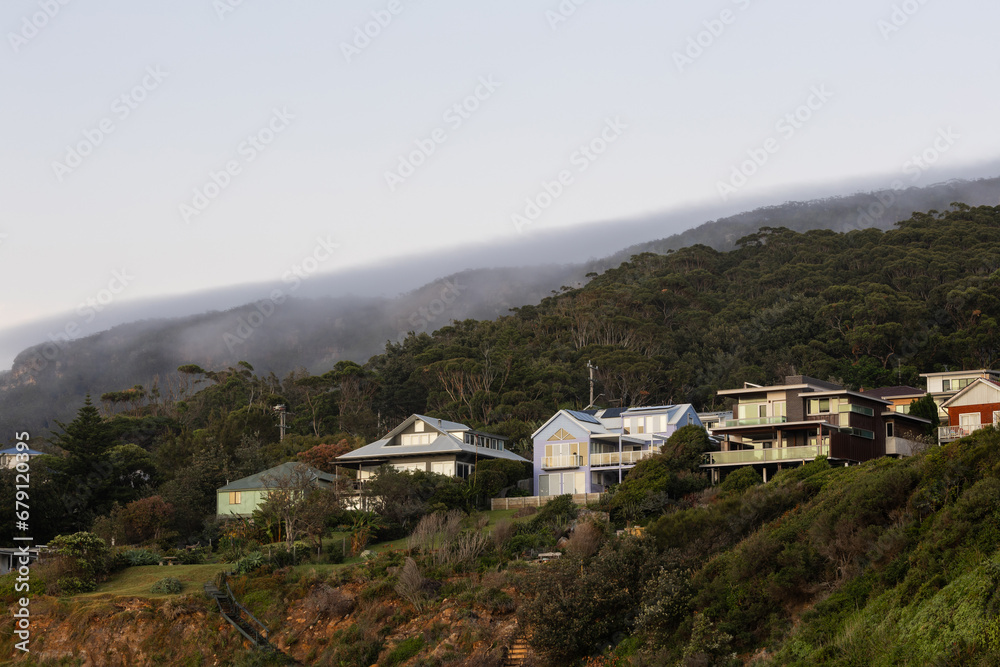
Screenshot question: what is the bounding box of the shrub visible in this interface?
[719,467,762,496]
[324,543,346,565]
[492,519,515,552]
[234,551,265,575]
[48,532,112,593]
[476,587,515,614]
[383,636,425,666]
[566,521,604,558]
[150,577,183,594]
[395,557,428,611]
[301,584,354,618]
[57,576,96,595]
[513,506,537,519]
[176,548,206,565]
[122,549,161,566]
[533,495,578,527]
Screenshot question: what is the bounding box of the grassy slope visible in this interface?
[69,509,526,598]
[76,563,225,599]
[649,430,1000,666]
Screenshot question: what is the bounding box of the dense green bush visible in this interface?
[122,549,161,566]
[532,495,577,527]
[519,535,662,662]
[383,636,425,666]
[234,551,265,575]
[718,466,762,496]
[150,577,183,594]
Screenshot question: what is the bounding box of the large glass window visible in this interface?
[229,492,241,505]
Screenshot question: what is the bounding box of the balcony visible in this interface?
[701,444,829,466]
[885,436,922,457]
[542,455,583,469]
[723,416,788,427]
[590,450,658,467]
[938,425,978,443]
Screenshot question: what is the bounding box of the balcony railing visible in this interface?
[701,444,829,466]
[590,450,658,467]
[542,455,583,469]
[723,416,788,427]
[938,425,978,443]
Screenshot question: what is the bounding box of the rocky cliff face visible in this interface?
[4,579,526,666]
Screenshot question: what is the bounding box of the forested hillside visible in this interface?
[4,204,1000,666]
[364,203,1000,433]
[2,177,998,439]
[6,204,999,547]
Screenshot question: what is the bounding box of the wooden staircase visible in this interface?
[204,574,273,650]
[503,633,531,667]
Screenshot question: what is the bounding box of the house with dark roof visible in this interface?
[531,405,702,496]
[702,376,930,483]
[938,377,1000,443]
[860,386,925,414]
[216,462,336,518]
[335,414,529,485]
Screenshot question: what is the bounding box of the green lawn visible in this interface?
[77,510,532,595]
[75,564,225,599]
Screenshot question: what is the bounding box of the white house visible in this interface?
[335,414,529,483]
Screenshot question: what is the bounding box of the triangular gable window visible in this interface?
[548,428,574,441]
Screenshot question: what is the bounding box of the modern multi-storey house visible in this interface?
[532,405,702,496]
[937,377,1000,443]
[920,369,1000,424]
[701,375,929,483]
[335,414,529,483]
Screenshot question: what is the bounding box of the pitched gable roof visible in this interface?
[941,377,1000,408]
[217,462,336,492]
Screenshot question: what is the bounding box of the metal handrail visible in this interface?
[219,572,271,647]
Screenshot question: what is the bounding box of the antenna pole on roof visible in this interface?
[587,360,598,409]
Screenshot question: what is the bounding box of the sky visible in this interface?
[1,0,999,332]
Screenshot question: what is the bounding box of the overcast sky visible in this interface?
[1,0,998,331]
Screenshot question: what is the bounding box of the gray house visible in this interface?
[336,414,529,483]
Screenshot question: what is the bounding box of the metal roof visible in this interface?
[0,448,45,456]
[337,432,529,464]
[217,462,336,492]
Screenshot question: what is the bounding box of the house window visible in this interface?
[738,403,764,420]
[431,462,454,476]
[886,422,894,438]
[539,474,555,496]
[401,433,432,445]
[942,380,951,391]
[456,462,474,479]
[808,398,833,414]
[960,413,982,432]
[229,492,241,505]
[687,413,694,425]
[414,420,424,432]
[548,428,573,441]
[562,472,585,494]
